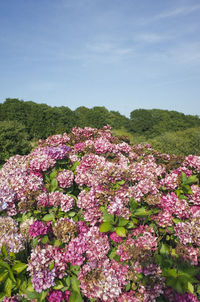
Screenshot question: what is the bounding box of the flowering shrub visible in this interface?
[0,125,200,302]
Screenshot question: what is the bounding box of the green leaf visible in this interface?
[70,265,80,276]
[19,279,27,292]
[71,161,80,172]
[160,243,170,255]
[32,237,39,249]
[33,210,40,215]
[4,277,12,297]
[9,252,16,260]
[172,218,182,224]
[68,211,76,217]
[99,222,113,232]
[50,170,57,180]
[69,291,82,302]
[0,260,10,270]
[129,198,139,212]
[53,280,63,290]
[0,271,8,282]
[187,189,193,195]
[196,285,200,294]
[71,275,80,293]
[26,282,34,292]
[187,282,194,293]
[24,290,40,300]
[115,226,127,237]
[43,213,55,221]
[16,277,21,289]
[125,282,131,291]
[181,172,187,184]
[1,245,8,257]
[63,275,71,288]
[171,249,178,258]
[50,178,58,192]
[49,260,54,271]
[134,207,152,217]
[12,262,27,274]
[179,194,187,200]
[8,270,16,283]
[185,175,198,185]
[54,240,62,247]
[126,221,136,229]
[117,217,129,227]
[41,235,49,244]
[131,218,139,224]
[101,207,114,223]
[108,248,117,259]
[174,280,184,293]
[39,290,48,301]
[163,268,177,278]
[0,292,5,299]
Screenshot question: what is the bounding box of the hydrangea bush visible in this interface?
[0,125,199,302]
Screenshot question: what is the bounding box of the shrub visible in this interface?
[149,127,200,156]
[0,126,199,301]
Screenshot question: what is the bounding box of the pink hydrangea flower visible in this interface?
[57,170,74,188]
[29,220,48,237]
[110,232,123,243]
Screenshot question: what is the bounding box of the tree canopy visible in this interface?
[0,120,31,165]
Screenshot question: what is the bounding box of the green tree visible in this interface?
[0,120,31,165]
[128,109,156,135]
[128,108,200,138]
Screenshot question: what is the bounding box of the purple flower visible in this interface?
[45,145,71,160]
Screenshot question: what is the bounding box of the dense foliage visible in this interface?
[0,121,31,166]
[128,109,200,138]
[0,126,199,302]
[1,99,199,141]
[0,99,129,139]
[149,127,200,156]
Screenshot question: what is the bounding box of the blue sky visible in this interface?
[0,0,200,117]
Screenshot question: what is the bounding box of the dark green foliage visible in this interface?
[74,106,130,129]
[0,120,31,165]
[0,99,78,139]
[128,108,200,138]
[0,100,130,139]
[149,127,200,156]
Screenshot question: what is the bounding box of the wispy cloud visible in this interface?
[169,42,200,64]
[143,41,200,66]
[155,4,200,20]
[84,41,133,64]
[86,41,132,55]
[140,4,200,25]
[134,33,169,43]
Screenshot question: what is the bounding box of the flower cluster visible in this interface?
[29,220,48,238]
[27,245,68,292]
[46,289,71,302]
[0,217,25,253]
[0,125,200,301]
[56,169,74,188]
[78,258,128,301]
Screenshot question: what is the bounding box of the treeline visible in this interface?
[0,98,129,139]
[0,98,200,164]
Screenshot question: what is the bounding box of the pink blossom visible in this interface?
[184,155,200,172]
[29,220,48,237]
[110,232,123,243]
[78,258,128,301]
[57,170,74,188]
[175,218,200,246]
